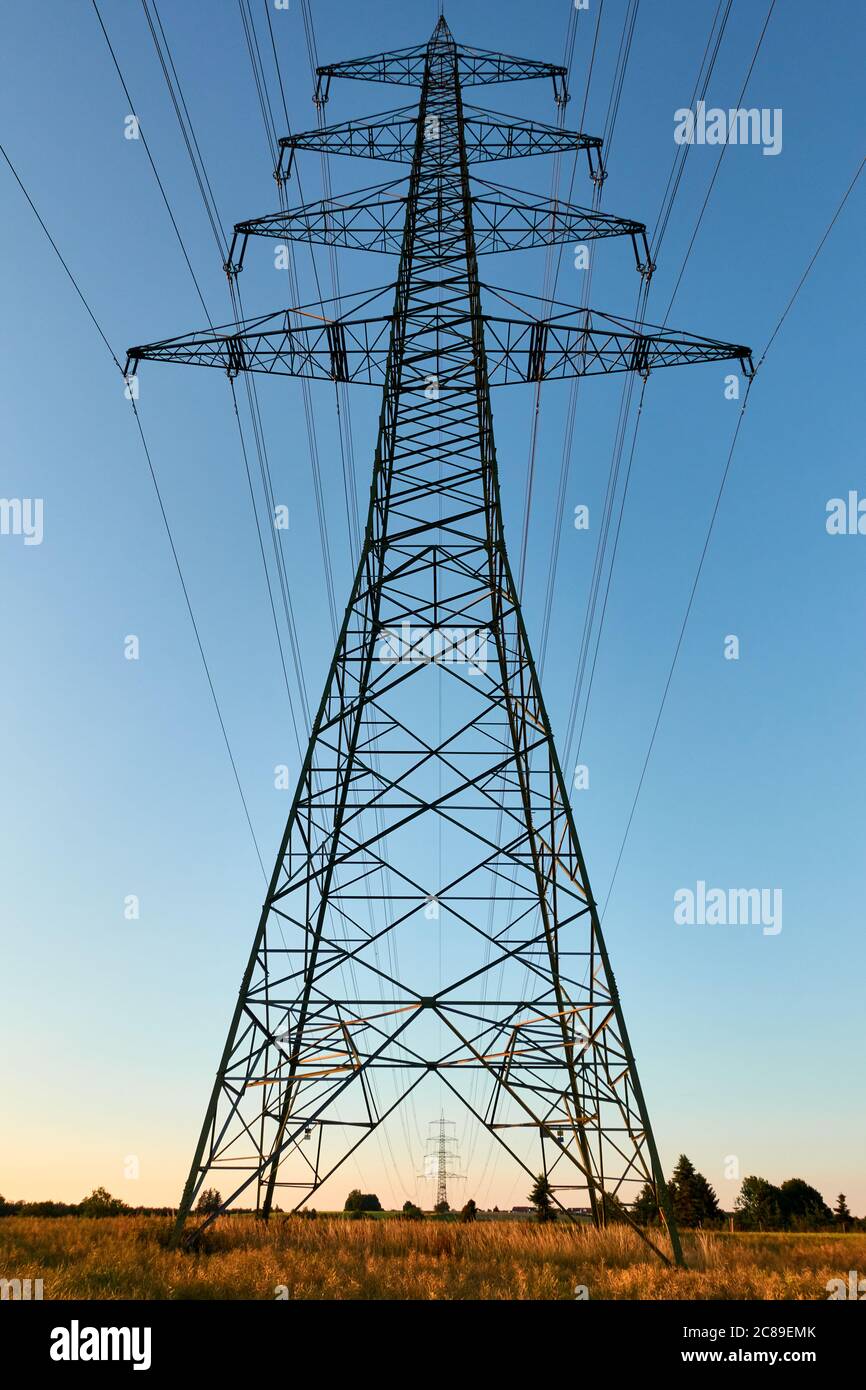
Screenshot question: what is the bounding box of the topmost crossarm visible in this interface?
[314,15,569,105]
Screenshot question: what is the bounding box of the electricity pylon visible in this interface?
[128,17,751,1265]
[420,1115,463,1211]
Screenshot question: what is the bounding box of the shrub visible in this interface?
[79,1188,128,1217]
[344,1189,382,1213]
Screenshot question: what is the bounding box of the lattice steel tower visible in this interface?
[421,1115,463,1211]
[128,17,751,1264]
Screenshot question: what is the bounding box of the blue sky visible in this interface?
[1,0,864,1216]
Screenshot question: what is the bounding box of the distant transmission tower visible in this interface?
[127,17,751,1266]
[420,1115,463,1210]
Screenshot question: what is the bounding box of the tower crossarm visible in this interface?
[228,178,410,268]
[462,104,602,170]
[313,17,568,102]
[125,307,393,384]
[277,105,419,180]
[227,178,648,270]
[449,42,568,93]
[469,180,648,261]
[126,305,752,386]
[277,105,603,181]
[314,41,434,95]
[482,307,754,384]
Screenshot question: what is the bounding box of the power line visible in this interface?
[138,0,309,757]
[649,0,732,259]
[573,378,647,764]
[98,0,319,823]
[560,0,745,780]
[470,0,630,1179]
[469,0,637,1185]
[0,138,267,879]
[516,0,616,596]
[142,0,229,262]
[559,0,786,892]
[598,0,641,164]
[536,0,607,673]
[660,0,778,323]
[236,0,341,639]
[543,0,771,1029]
[91,0,214,326]
[297,0,413,1203]
[601,152,865,918]
[234,0,412,1204]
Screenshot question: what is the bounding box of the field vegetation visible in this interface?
[2,1214,864,1300]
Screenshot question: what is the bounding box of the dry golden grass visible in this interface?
[1,1215,863,1300]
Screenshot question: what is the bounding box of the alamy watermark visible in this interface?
[826,1271,866,1300]
[377,622,489,675]
[1,1277,43,1300]
[674,101,782,157]
[0,497,43,545]
[826,491,866,535]
[674,880,782,936]
[50,1322,151,1370]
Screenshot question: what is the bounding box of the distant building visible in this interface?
[508,1204,592,1217]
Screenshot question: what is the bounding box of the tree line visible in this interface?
[3,1164,859,1232]
[0,1188,170,1218]
[632,1156,861,1231]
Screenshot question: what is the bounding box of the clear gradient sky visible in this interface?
[1,0,864,1215]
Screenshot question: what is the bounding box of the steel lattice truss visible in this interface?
[273,102,605,180]
[313,36,569,97]
[127,297,749,387]
[128,19,752,1262]
[227,175,650,264]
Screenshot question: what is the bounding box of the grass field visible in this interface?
[2,1216,863,1299]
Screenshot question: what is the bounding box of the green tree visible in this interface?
[735,1176,783,1230]
[600,1190,629,1224]
[79,1187,128,1217]
[632,1181,669,1226]
[778,1179,833,1230]
[401,1200,423,1220]
[344,1189,382,1213]
[668,1155,721,1227]
[529,1173,556,1222]
[433,1199,450,1215]
[834,1194,852,1229]
[195,1187,223,1215]
[460,1199,478,1223]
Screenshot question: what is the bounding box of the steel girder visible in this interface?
[126,304,751,387]
[276,103,605,182]
[226,176,650,267]
[313,38,568,93]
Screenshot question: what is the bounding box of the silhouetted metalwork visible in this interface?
[128,18,752,1264]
